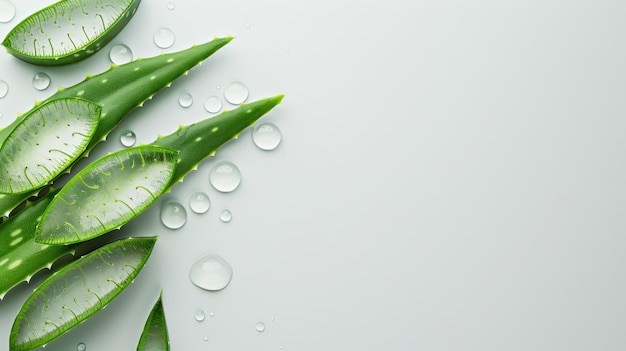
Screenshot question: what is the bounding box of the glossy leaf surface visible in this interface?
[137,293,170,351]
[2,0,141,65]
[37,146,177,244]
[10,236,157,351]
[0,98,100,194]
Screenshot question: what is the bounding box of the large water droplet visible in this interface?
[178,93,193,108]
[109,44,133,64]
[204,95,222,114]
[256,322,266,332]
[224,81,249,105]
[120,130,136,147]
[0,80,8,98]
[252,123,282,151]
[76,342,86,351]
[194,309,205,322]
[154,28,176,49]
[167,1,175,10]
[189,192,210,214]
[209,161,241,192]
[160,202,187,229]
[32,72,51,91]
[0,0,16,23]
[189,254,233,291]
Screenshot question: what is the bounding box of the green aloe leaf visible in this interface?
[2,0,141,65]
[10,236,157,351]
[37,146,177,245]
[0,190,77,300]
[137,293,170,351]
[36,95,284,244]
[0,98,101,195]
[0,37,232,218]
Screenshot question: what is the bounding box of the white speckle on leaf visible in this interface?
[8,259,22,270]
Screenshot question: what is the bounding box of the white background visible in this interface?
[1,0,626,350]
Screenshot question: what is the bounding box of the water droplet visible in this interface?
[280,346,284,350]
[189,254,233,291]
[252,123,282,151]
[216,85,221,89]
[154,28,176,49]
[178,93,193,108]
[194,309,205,322]
[256,322,266,332]
[160,202,187,229]
[109,44,133,64]
[203,95,222,114]
[76,343,86,351]
[0,80,8,98]
[167,1,175,10]
[219,209,232,223]
[32,72,51,91]
[209,311,215,317]
[0,0,16,23]
[245,23,251,29]
[224,81,249,105]
[209,160,241,192]
[120,130,136,147]
[203,336,209,341]
[189,192,210,214]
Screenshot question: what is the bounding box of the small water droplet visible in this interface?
[271,317,276,321]
[224,81,249,105]
[204,95,222,114]
[216,85,221,89]
[189,254,233,291]
[32,72,51,91]
[160,202,187,229]
[189,192,210,214]
[209,311,215,317]
[252,123,282,151]
[178,93,193,108]
[0,0,16,23]
[167,1,175,10]
[109,44,133,64]
[209,160,241,192]
[256,322,266,332]
[0,80,8,98]
[154,28,176,48]
[194,309,205,322]
[76,342,86,351]
[219,209,232,223]
[120,130,136,147]
[203,336,209,341]
[245,23,251,29]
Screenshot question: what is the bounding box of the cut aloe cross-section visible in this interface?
[0,98,101,195]
[36,146,178,244]
[2,0,141,65]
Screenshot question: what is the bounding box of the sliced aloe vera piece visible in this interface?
[36,146,177,245]
[0,98,101,195]
[2,0,141,65]
[0,190,78,300]
[10,236,157,351]
[137,293,170,351]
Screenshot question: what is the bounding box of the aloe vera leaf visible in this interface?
[10,236,157,351]
[0,190,78,300]
[2,0,141,66]
[36,95,284,244]
[137,293,170,351]
[37,146,177,245]
[0,98,101,195]
[0,37,232,218]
